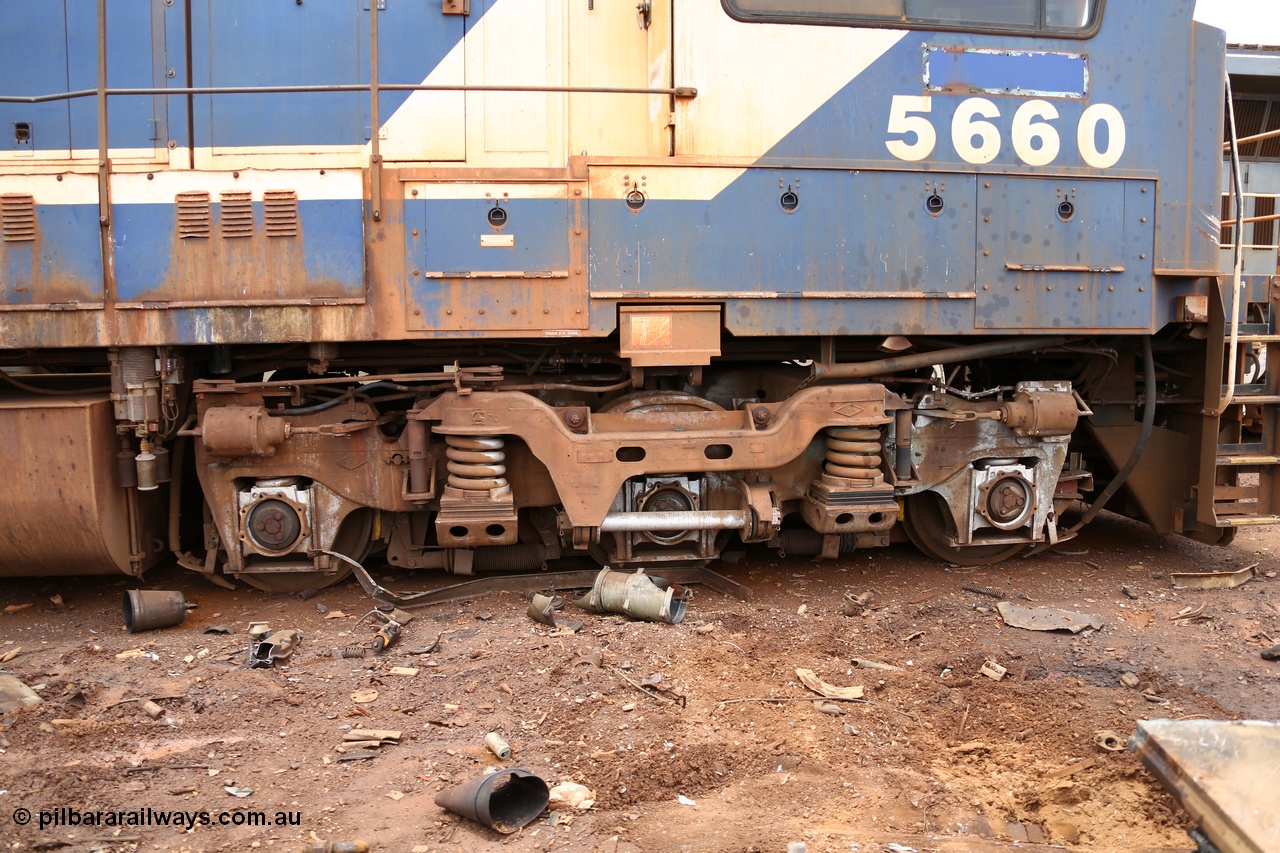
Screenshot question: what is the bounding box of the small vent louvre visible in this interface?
[176,191,211,238]
[220,191,254,238]
[263,190,299,237]
[1,194,36,243]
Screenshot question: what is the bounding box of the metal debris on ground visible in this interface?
[796,668,864,700]
[852,657,903,671]
[1171,604,1213,625]
[962,582,1005,600]
[1095,730,1126,752]
[1047,757,1096,779]
[528,593,582,632]
[434,768,549,833]
[343,729,400,746]
[577,567,688,624]
[1169,564,1259,590]
[1261,644,1280,661]
[485,732,512,759]
[406,632,445,655]
[841,591,874,616]
[0,647,20,664]
[122,590,187,633]
[996,601,1104,633]
[202,624,231,634]
[1132,719,1280,853]
[248,629,302,668]
[979,660,1007,681]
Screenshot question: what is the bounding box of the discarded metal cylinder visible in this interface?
[122,589,186,632]
[579,567,686,624]
[139,699,163,719]
[485,732,512,760]
[434,768,549,834]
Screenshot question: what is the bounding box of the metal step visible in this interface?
[1217,453,1280,465]
[1215,515,1280,527]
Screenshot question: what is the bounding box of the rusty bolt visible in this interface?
[991,483,1027,519]
[564,410,586,429]
[254,508,286,537]
[751,406,770,425]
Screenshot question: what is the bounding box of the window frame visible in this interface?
[720,0,1105,39]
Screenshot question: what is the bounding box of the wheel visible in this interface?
[237,508,373,593]
[901,491,1025,566]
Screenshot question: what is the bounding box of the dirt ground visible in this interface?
[2,513,1278,853]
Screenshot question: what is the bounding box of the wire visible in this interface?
[1025,336,1156,556]
[0,372,111,396]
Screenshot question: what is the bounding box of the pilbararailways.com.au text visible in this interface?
[12,806,302,831]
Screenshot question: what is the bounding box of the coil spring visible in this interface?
[445,434,508,492]
[823,426,885,485]
[341,646,367,659]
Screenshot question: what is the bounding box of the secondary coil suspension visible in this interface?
[823,426,885,486]
[444,434,508,492]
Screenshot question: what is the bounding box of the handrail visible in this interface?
[0,83,697,104]
[1222,126,1280,151]
[1224,76,1247,411]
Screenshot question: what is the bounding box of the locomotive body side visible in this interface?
[1,0,1269,588]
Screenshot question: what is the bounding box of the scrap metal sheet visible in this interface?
[1131,719,1280,853]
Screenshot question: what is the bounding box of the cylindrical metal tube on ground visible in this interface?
[122,589,186,632]
[485,732,512,759]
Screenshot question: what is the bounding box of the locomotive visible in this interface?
[1,0,1274,592]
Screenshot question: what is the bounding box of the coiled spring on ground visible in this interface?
[444,434,508,491]
[823,426,885,486]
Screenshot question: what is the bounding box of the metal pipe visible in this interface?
[1221,125,1280,150]
[812,336,1074,381]
[597,509,749,532]
[0,84,698,104]
[1220,212,1280,227]
[369,0,382,222]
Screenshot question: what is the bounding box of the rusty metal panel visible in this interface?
[110,171,366,310]
[0,176,104,311]
[402,181,587,334]
[619,304,721,366]
[1132,719,1280,853]
[975,177,1155,330]
[0,396,163,576]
